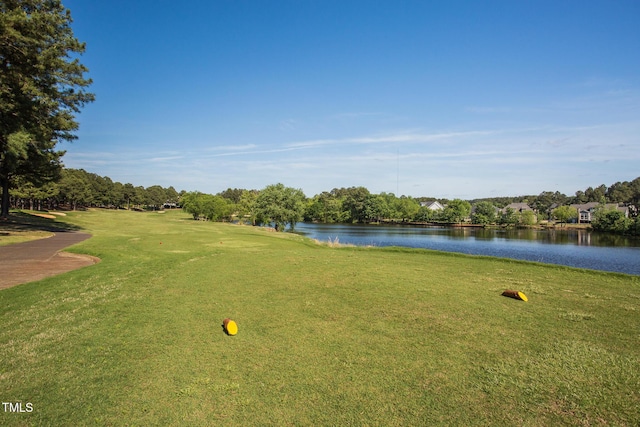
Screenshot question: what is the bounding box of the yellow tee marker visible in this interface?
[223,318,238,335]
[501,290,528,302]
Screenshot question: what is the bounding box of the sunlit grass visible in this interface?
[1,209,638,426]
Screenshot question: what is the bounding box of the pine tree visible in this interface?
[0,0,94,217]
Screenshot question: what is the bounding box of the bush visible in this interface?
[591,209,632,234]
[628,217,640,236]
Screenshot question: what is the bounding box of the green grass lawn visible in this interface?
[1,209,639,426]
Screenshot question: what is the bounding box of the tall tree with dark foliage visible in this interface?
[0,0,94,217]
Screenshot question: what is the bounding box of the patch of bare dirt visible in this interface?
[0,252,100,290]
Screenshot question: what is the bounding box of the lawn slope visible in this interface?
[1,209,639,426]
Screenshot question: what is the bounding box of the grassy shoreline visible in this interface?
[1,209,638,425]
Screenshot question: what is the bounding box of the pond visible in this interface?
[294,223,640,276]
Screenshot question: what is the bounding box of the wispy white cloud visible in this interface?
[208,144,258,151]
[204,145,307,158]
[285,130,501,149]
[149,156,184,162]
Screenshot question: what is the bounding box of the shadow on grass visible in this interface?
[0,211,84,233]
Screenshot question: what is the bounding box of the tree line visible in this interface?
[9,169,180,211]
[6,167,640,235]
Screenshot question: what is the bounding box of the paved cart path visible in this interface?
[0,232,99,290]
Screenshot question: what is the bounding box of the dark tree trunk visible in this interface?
[1,177,9,218]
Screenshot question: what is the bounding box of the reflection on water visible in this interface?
[470,227,638,247]
[295,223,640,276]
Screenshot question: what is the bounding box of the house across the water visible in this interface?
[569,202,629,223]
[420,201,445,211]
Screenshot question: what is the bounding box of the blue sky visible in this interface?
[60,0,640,199]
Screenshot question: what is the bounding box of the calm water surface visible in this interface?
[295,223,640,276]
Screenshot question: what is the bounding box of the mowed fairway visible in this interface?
[1,209,639,426]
